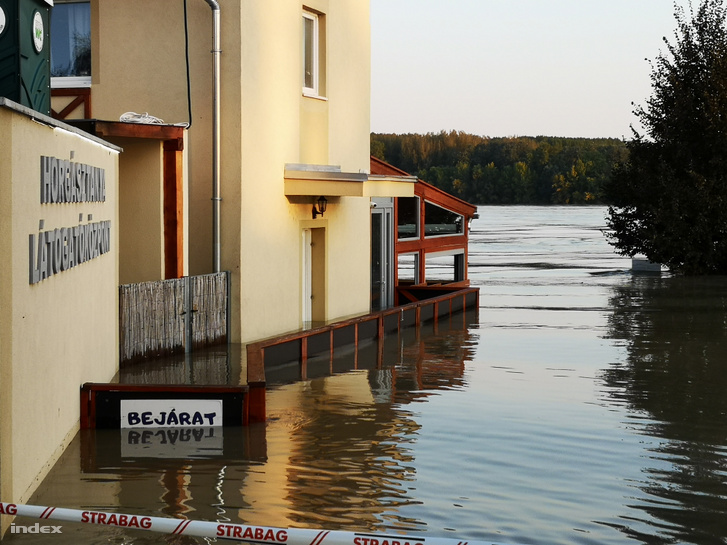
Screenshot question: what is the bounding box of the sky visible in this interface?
[371,0,692,139]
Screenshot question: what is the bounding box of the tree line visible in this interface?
[371,131,628,205]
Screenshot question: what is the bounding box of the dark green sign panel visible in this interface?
[0,0,50,115]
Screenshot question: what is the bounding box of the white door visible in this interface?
[302,228,312,324]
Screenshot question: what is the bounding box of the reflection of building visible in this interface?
[200,320,481,528]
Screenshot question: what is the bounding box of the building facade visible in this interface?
[0,1,479,523]
[52,0,410,344]
[0,98,120,526]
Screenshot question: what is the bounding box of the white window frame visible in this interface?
[52,75,91,89]
[51,0,91,89]
[302,10,319,97]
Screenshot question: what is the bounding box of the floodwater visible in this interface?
[6,205,727,545]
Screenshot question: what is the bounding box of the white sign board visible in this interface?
[0,7,6,37]
[120,399,223,428]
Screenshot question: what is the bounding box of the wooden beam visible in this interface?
[50,88,92,120]
[163,140,184,279]
[92,120,185,140]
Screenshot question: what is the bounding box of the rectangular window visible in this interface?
[303,11,319,95]
[303,11,317,93]
[302,9,325,97]
[50,0,91,88]
[397,196,420,240]
[424,201,464,238]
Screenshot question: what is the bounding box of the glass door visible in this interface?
[371,204,393,311]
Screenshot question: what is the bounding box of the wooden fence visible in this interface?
[119,272,229,363]
[245,286,479,422]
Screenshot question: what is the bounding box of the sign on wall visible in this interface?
[80,384,248,429]
[120,399,224,428]
[29,156,112,284]
[31,10,44,53]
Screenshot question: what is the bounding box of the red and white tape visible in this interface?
[0,502,499,545]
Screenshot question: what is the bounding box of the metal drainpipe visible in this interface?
[203,0,222,272]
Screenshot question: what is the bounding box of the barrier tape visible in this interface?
[0,502,499,545]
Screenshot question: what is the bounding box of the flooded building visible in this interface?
[0,0,410,524]
[0,2,478,534]
[0,97,120,528]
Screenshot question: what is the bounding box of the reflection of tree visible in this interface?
[603,275,727,544]
[73,32,91,76]
[51,32,91,77]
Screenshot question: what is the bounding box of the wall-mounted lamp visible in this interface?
[312,196,328,219]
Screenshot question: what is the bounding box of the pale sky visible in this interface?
[371,0,691,139]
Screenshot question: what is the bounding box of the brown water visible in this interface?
[6,206,727,545]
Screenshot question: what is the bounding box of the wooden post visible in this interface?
[163,139,184,279]
[301,337,308,380]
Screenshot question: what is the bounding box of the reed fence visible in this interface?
[119,272,229,363]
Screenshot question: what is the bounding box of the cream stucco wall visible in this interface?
[0,101,120,521]
[90,0,371,343]
[235,1,371,341]
[90,0,213,277]
[114,138,164,284]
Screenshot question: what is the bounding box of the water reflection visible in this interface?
[7,313,478,544]
[265,314,479,531]
[116,344,244,386]
[603,275,727,545]
[20,205,727,545]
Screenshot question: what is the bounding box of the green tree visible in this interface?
[371,139,386,161]
[606,0,727,273]
[371,132,626,205]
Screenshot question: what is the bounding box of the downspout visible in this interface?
[203,0,222,272]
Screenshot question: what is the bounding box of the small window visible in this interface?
[424,201,464,238]
[50,1,91,88]
[397,196,419,240]
[302,11,319,95]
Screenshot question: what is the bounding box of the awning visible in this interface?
[284,164,416,198]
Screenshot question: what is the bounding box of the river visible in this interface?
[6,205,727,545]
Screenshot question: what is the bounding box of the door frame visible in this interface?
[371,198,394,311]
[301,225,326,327]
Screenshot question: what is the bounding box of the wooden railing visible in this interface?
[245,286,479,422]
[51,88,91,120]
